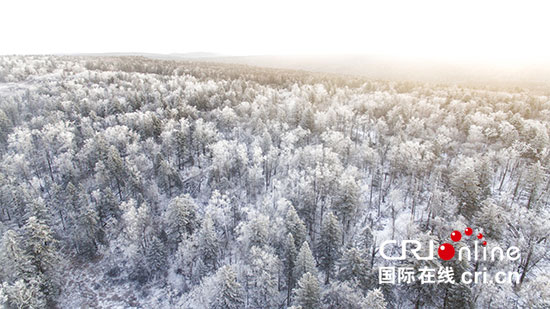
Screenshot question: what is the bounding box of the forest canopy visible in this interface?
[0,55,549,308]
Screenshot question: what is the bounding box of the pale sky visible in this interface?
[2,0,550,64]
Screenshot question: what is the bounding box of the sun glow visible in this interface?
[1,0,550,66]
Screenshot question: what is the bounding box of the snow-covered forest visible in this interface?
[0,55,549,308]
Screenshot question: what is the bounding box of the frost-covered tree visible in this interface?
[155,154,182,196]
[332,168,361,232]
[285,204,307,249]
[364,288,387,309]
[209,266,245,309]
[0,109,12,144]
[197,214,220,272]
[145,235,167,276]
[293,272,321,309]
[91,187,119,225]
[23,216,59,278]
[1,55,549,308]
[523,161,546,210]
[294,241,317,281]
[105,145,126,199]
[337,248,369,285]
[75,201,101,255]
[122,199,150,246]
[236,211,270,250]
[322,281,369,309]
[165,194,198,243]
[205,190,234,250]
[1,231,27,274]
[20,216,60,305]
[246,246,280,308]
[283,233,298,305]
[317,211,342,284]
[4,278,45,309]
[449,156,491,218]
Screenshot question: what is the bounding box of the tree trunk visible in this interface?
[498,161,509,191]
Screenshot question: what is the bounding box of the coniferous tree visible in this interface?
[285,205,307,249]
[294,272,321,309]
[247,246,280,308]
[0,109,12,144]
[105,145,126,199]
[197,214,219,272]
[294,241,317,282]
[0,230,35,284]
[333,170,361,232]
[23,217,58,277]
[22,216,60,304]
[317,211,342,284]
[4,278,45,309]
[165,194,198,243]
[76,201,101,255]
[1,55,550,308]
[283,233,298,306]
[209,266,245,309]
[337,247,369,285]
[145,235,167,276]
[322,281,369,309]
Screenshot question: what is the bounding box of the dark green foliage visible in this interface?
[317,211,342,284]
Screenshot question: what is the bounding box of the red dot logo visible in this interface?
[465,227,473,236]
[450,230,462,242]
[438,243,455,260]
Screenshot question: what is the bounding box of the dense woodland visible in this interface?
[0,56,549,308]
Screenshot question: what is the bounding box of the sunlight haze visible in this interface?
[2,0,550,66]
